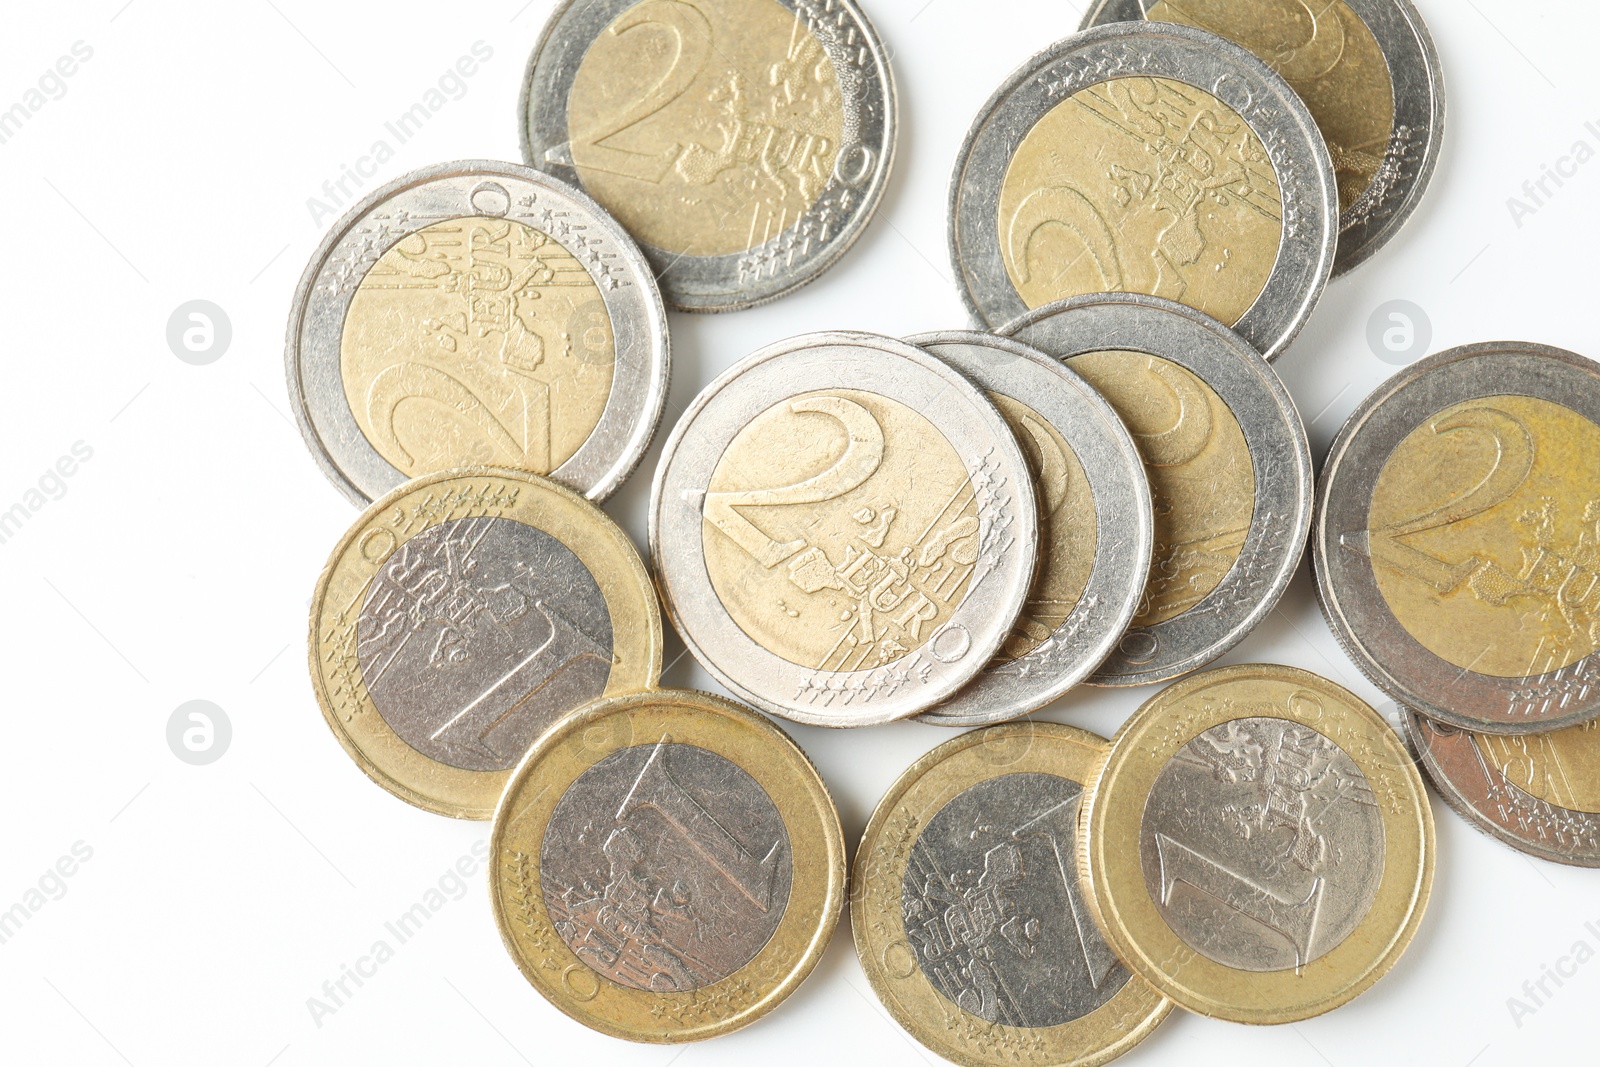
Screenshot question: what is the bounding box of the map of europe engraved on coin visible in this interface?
[904,773,1130,1027]
[540,741,792,991]
[1140,716,1386,972]
[356,516,614,772]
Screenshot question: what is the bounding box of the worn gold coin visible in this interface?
[854,722,1170,1066]
[490,688,846,1041]
[1080,664,1434,1023]
[308,466,662,819]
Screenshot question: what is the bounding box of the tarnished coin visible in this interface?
[950,21,1337,359]
[853,722,1171,1067]
[1315,342,1600,735]
[651,331,1039,727]
[490,688,845,1041]
[1079,0,1446,276]
[907,332,1154,726]
[287,160,670,507]
[1406,710,1600,868]
[1002,293,1312,687]
[1081,664,1434,1024]
[521,0,896,312]
[308,467,662,819]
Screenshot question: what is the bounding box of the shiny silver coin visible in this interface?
[908,331,1153,727]
[520,0,896,312]
[650,331,1039,728]
[287,160,670,507]
[1079,0,1445,277]
[1002,293,1313,687]
[1315,342,1600,734]
[949,21,1337,359]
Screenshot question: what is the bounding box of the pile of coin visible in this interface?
[282,0,1600,1063]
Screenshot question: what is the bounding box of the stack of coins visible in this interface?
[280,0,1600,1063]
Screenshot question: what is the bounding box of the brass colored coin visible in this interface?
[1081,664,1434,1023]
[308,467,662,819]
[854,723,1171,1066]
[490,688,846,1041]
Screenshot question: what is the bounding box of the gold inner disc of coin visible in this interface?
[1147,0,1396,212]
[1367,394,1600,678]
[998,75,1284,326]
[567,0,844,257]
[340,216,617,479]
[988,392,1097,662]
[701,388,979,671]
[1474,720,1600,813]
[1066,351,1254,625]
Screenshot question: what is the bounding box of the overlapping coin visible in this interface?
[287,160,670,506]
[308,467,663,818]
[521,0,896,311]
[489,688,846,1041]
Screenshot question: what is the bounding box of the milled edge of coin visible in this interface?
[852,721,1172,1067]
[1079,663,1435,1024]
[1002,292,1314,687]
[487,687,847,1042]
[649,330,1040,728]
[306,465,664,819]
[519,0,898,313]
[1313,341,1600,735]
[907,331,1155,726]
[285,158,671,507]
[948,21,1338,359]
[1404,708,1600,868]
[1076,0,1446,277]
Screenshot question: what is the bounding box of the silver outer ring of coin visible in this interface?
[1403,708,1600,868]
[1001,292,1313,687]
[949,21,1338,360]
[1078,0,1445,278]
[650,331,1040,728]
[285,159,670,508]
[907,331,1154,726]
[1314,341,1600,734]
[519,0,897,313]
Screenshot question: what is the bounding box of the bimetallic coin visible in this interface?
[1315,342,1600,734]
[651,332,1040,727]
[854,723,1171,1067]
[1002,293,1312,687]
[288,160,670,507]
[308,467,662,818]
[1081,664,1434,1023]
[521,0,896,312]
[950,21,1337,359]
[490,688,845,1041]
[907,332,1154,726]
[1079,0,1445,276]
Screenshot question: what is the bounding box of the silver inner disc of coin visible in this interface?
[540,741,792,992]
[356,516,614,772]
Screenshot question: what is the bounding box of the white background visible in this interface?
[1,1,1596,1064]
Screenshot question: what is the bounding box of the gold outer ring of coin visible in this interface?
[1079,664,1434,1024]
[488,688,847,1043]
[852,722,1171,1067]
[307,466,663,820]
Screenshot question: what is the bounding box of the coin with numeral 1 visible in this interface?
[288,160,670,507]
[1078,0,1446,277]
[1315,342,1600,734]
[308,467,662,819]
[1001,293,1313,687]
[949,21,1337,359]
[1081,664,1434,1024]
[652,331,1040,727]
[490,688,846,1042]
[521,0,896,312]
[908,332,1154,726]
[853,722,1172,1067]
